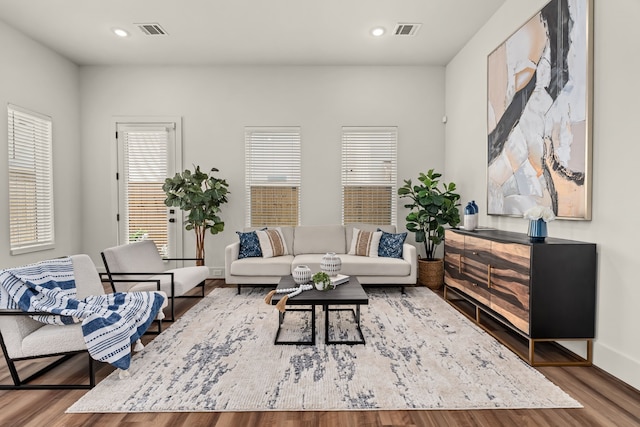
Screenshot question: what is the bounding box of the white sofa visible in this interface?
[225,224,417,293]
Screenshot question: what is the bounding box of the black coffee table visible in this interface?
[271,275,368,345]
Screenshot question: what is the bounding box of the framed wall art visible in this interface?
[487,0,593,220]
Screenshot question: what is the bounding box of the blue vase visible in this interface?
[471,200,479,214]
[528,219,547,242]
[464,203,474,215]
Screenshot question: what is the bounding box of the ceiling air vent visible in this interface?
[136,23,168,36]
[393,23,422,36]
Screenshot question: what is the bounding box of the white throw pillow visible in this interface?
[256,228,289,258]
[348,228,382,257]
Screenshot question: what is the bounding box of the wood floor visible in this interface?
[0,280,638,427]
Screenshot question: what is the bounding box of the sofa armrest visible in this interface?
[403,243,418,282]
[225,242,240,282]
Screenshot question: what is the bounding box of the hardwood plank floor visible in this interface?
[0,280,638,427]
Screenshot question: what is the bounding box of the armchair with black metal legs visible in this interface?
[101,239,209,322]
[0,254,162,390]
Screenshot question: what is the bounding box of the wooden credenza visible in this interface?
[443,228,596,366]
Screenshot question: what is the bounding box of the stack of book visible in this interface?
[330,274,349,287]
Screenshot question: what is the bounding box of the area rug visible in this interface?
[67,286,581,413]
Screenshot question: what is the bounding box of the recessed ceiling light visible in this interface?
[112,28,129,38]
[371,27,385,37]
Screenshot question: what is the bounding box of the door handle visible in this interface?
[169,218,175,223]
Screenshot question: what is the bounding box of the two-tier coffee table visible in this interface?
[271,275,368,345]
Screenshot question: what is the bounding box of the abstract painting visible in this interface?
[487,0,592,219]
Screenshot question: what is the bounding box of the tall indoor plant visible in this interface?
[163,166,230,265]
[398,169,460,288]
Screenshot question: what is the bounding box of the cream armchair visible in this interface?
[101,240,209,321]
[0,255,132,389]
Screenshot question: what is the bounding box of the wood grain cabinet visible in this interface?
[443,228,596,366]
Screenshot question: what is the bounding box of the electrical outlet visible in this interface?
[211,268,223,277]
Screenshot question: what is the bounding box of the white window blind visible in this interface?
[245,127,301,226]
[119,125,171,256]
[8,105,54,254]
[342,126,397,225]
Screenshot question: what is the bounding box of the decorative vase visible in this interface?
[527,219,547,242]
[320,252,342,277]
[292,265,312,284]
[464,202,477,231]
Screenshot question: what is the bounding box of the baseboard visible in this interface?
[208,267,224,279]
[592,341,640,391]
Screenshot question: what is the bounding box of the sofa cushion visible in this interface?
[130,265,209,296]
[345,223,396,249]
[339,254,411,276]
[245,226,294,255]
[236,231,262,259]
[293,225,346,255]
[256,228,289,258]
[378,230,408,258]
[230,255,295,276]
[102,240,166,279]
[348,228,382,257]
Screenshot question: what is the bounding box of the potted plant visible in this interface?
[312,272,331,291]
[398,169,461,289]
[163,166,230,266]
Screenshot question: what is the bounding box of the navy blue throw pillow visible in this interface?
[377,230,407,258]
[236,231,262,259]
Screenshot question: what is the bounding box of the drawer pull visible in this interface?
[472,251,479,255]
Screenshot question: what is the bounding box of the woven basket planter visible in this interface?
[418,258,444,290]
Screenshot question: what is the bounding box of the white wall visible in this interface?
[445,0,640,389]
[79,65,446,271]
[0,20,82,267]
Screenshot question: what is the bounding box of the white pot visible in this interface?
[320,252,342,277]
[292,265,312,284]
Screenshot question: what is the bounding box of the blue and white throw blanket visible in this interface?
[0,257,166,370]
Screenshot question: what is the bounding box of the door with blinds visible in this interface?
[116,122,182,258]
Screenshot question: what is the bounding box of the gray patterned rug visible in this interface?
[67,286,581,413]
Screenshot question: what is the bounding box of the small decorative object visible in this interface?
[312,272,331,291]
[471,200,479,215]
[264,283,314,313]
[292,265,312,284]
[464,202,477,231]
[320,252,342,276]
[523,206,556,242]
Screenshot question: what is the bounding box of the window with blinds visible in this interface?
[8,105,54,254]
[245,127,301,227]
[342,127,397,225]
[119,126,170,256]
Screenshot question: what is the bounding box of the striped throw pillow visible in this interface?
[348,228,382,257]
[256,228,289,258]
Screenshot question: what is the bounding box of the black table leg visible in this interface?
[325,304,365,345]
[274,305,315,345]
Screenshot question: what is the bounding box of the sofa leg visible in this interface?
[237,284,241,295]
[401,286,406,295]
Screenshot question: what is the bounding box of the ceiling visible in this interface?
[0,0,506,66]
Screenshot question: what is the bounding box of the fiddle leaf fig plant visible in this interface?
[398,169,460,260]
[163,166,230,265]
